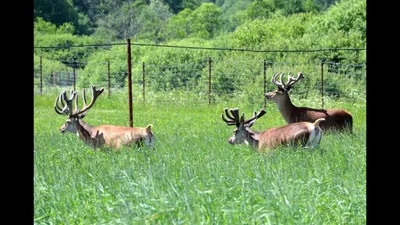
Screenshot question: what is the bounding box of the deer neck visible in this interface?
[76,120,98,148]
[246,129,260,149]
[276,95,296,123]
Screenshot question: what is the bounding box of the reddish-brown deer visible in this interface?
[264,72,353,133]
[54,85,154,150]
[222,108,325,153]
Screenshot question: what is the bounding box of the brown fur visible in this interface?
[55,86,154,150]
[60,119,154,150]
[288,107,352,132]
[265,88,352,133]
[223,108,324,153]
[257,120,322,152]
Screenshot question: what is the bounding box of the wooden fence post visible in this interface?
[263,59,267,109]
[208,57,212,104]
[107,60,111,98]
[127,39,133,127]
[142,62,145,103]
[320,59,325,109]
[39,56,42,96]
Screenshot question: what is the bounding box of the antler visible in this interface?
[243,109,266,125]
[271,72,286,90]
[271,72,304,91]
[54,85,104,117]
[222,108,240,127]
[285,72,304,89]
[54,90,77,116]
[75,85,105,117]
[222,108,266,127]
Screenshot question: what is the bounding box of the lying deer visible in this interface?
[222,108,325,153]
[264,72,353,133]
[54,85,154,150]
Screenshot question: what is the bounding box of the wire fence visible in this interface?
[34,41,366,110]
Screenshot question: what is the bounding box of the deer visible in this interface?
[264,72,353,133]
[221,108,325,153]
[54,85,154,150]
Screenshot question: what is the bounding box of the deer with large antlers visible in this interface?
[54,85,154,150]
[222,108,325,153]
[265,72,353,133]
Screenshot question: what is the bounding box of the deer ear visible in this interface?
[79,112,87,119]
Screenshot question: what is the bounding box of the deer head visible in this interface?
[54,85,104,133]
[264,72,304,104]
[221,108,266,145]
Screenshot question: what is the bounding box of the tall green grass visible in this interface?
[34,90,366,224]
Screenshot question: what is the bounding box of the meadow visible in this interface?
[34,88,366,224]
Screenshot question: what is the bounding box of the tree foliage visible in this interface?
[189,3,224,39]
[34,18,102,66]
[93,0,173,42]
[34,0,366,92]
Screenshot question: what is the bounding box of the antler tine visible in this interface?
[229,108,241,127]
[222,108,237,126]
[272,72,285,89]
[271,73,279,87]
[244,109,267,125]
[240,112,245,124]
[74,85,105,116]
[72,92,80,115]
[286,72,304,89]
[63,91,78,116]
[285,71,292,84]
[54,90,77,116]
[54,91,65,114]
[224,108,235,120]
[278,72,285,88]
[82,88,88,106]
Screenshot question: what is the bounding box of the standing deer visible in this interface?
[222,108,325,153]
[264,72,353,133]
[54,85,154,150]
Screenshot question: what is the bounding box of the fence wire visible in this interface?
[34,43,366,107]
[34,59,366,106]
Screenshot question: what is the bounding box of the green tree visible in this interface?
[241,0,275,21]
[34,0,92,35]
[94,0,173,42]
[189,3,224,39]
[165,8,193,40]
[34,18,101,65]
[34,0,78,26]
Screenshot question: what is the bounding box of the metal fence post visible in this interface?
[127,39,133,127]
[142,62,145,103]
[208,57,212,104]
[39,56,42,96]
[73,62,76,91]
[263,59,267,109]
[107,60,111,98]
[321,59,325,109]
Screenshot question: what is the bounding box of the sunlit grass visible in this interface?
[34,90,366,224]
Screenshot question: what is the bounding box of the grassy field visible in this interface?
[34,89,366,224]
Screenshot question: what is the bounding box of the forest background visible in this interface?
[34,0,366,90]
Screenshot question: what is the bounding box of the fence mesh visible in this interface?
[33,44,366,107]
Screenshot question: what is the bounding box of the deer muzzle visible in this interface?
[59,125,67,133]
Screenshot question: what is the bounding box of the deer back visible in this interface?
[93,124,154,149]
[290,107,352,132]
